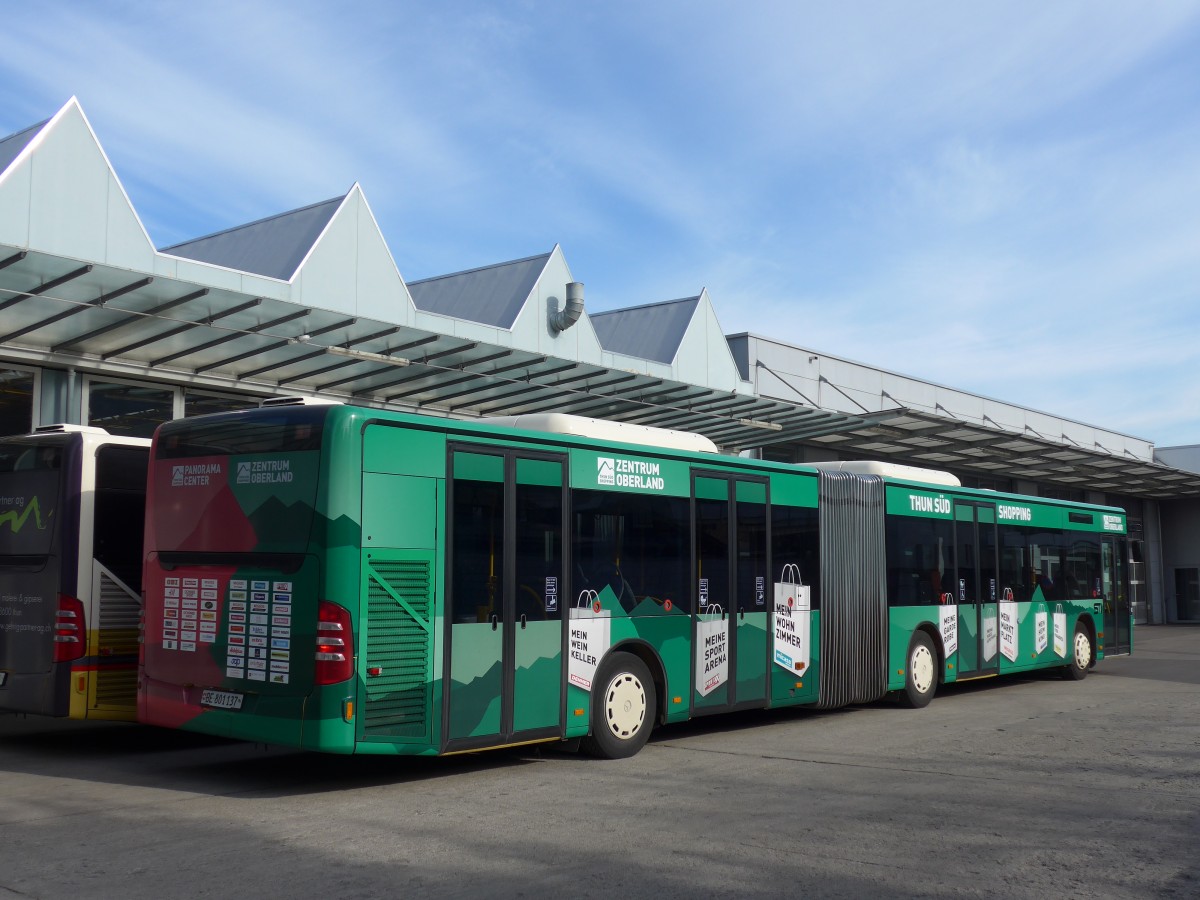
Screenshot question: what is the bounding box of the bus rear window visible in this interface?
[156,407,326,458]
[150,408,327,556]
[0,442,62,557]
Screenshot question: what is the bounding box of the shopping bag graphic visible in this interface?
[773,564,811,674]
[695,605,729,696]
[982,612,998,662]
[939,594,958,657]
[1052,604,1067,658]
[1035,610,1049,654]
[999,588,1019,663]
[568,590,611,691]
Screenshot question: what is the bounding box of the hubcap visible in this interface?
[1074,632,1092,669]
[604,672,646,739]
[910,644,935,694]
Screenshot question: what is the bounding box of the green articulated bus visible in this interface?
[138,398,1131,757]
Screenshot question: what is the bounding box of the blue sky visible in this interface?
[2,2,1199,445]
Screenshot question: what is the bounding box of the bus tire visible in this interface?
[1062,623,1092,681]
[903,631,937,709]
[583,651,655,759]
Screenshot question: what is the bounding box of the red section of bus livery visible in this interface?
[140,562,238,728]
[141,454,259,728]
[148,455,258,553]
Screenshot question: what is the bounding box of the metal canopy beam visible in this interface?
[487,355,546,377]
[787,407,1200,497]
[151,308,310,367]
[101,297,263,360]
[388,362,566,412]
[0,251,27,271]
[194,317,356,374]
[470,382,567,415]
[385,372,480,401]
[413,342,478,364]
[51,288,209,352]
[0,276,153,344]
[269,327,407,384]
[0,265,93,313]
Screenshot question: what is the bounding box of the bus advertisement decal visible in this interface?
[695,607,729,696]
[772,565,811,674]
[568,590,610,691]
[999,601,1019,662]
[939,606,958,657]
[982,615,998,661]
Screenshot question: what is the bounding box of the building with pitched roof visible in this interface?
[2,97,1199,623]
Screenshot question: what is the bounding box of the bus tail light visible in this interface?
[53,594,86,663]
[315,600,353,685]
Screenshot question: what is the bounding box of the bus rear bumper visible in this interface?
[138,674,305,747]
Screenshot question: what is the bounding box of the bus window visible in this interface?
[450,457,505,624]
[0,442,61,559]
[94,445,148,592]
[885,513,953,606]
[571,490,689,614]
[999,524,1030,602]
[773,504,821,608]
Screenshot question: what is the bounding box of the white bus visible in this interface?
[0,425,149,720]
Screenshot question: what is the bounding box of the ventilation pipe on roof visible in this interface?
[549,282,584,333]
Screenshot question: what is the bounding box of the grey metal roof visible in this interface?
[0,119,47,176]
[159,196,343,281]
[591,296,699,364]
[407,253,550,328]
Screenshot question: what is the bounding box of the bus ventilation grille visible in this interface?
[95,569,140,708]
[817,470,888,709]
[364,556,433,738]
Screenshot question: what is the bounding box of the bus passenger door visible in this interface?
[692,474,768,714]
[445,448,564,751]
[954,501,999,679]
[510,457,564,736]
[1102,538,1132,655]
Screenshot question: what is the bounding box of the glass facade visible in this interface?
[0,369,34,437]
[87,380,175,438]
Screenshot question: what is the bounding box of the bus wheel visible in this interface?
[584,652,655,759]
[903,631,937,709]
[1063,624,1092,681]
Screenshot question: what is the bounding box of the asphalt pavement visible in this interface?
[1,625,1197,899]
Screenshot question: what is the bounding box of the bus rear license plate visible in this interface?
[200,689,243,710]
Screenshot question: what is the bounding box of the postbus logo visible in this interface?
[597,457,615,486]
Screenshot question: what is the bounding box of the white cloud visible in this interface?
[1,0,1198,447]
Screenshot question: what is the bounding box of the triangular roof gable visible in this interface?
[0,98,156,270]
[0,118,49,179]
[408,252,552,329]
[590,295,700,364]
[671,288,746,390]
[289,183,416,322]
[161,195,344,281]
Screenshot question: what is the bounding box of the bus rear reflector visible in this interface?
[53,594,86,663]
[315,600,353,685]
